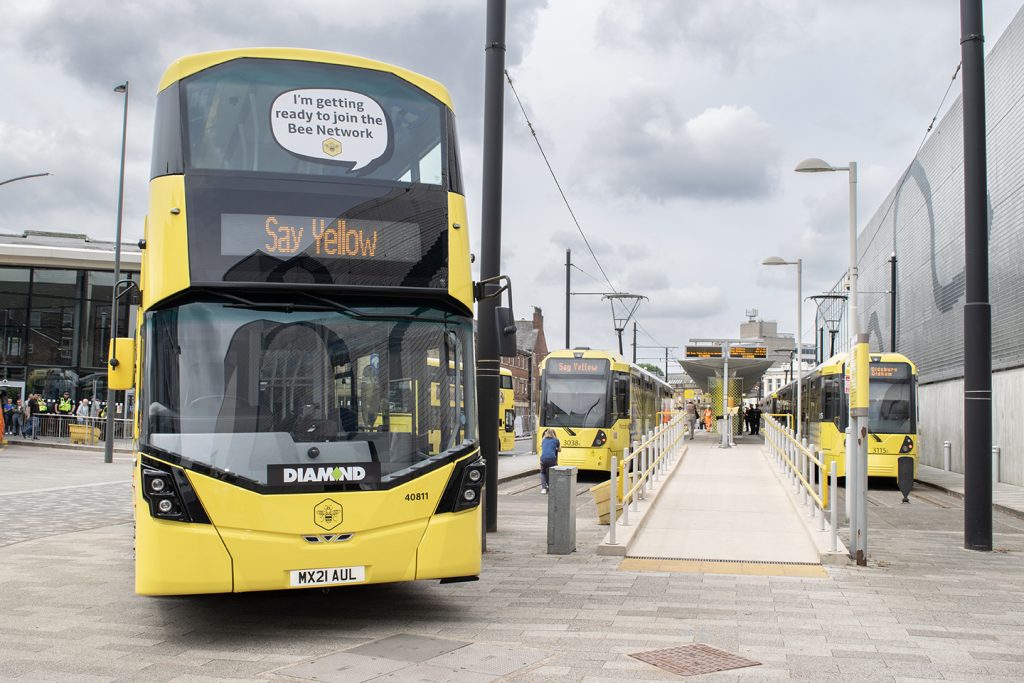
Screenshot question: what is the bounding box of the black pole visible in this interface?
[961,0,992,551]
[829,330,837,358]
[565,249,571,348]
[105,81,129,465]
[478,0,506,533]
[818,326,824,364]
[616,328,624,356]
[664,347,669,381]
[632,322,637,363]
[890,253,898,352]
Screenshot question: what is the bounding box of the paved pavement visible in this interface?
[627,433,820,564]
[3,441,1024,681]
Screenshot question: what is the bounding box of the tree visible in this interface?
[638,363,663,378]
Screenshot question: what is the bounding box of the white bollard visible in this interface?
[943,440,951,471]
[993,446,1001,484]
[609,454,619,545]
[829,461,838,552]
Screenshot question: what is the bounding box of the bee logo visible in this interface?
[322,138,342,157]
[314,499,343,530]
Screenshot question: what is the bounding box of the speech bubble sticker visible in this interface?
[270,89,389,170]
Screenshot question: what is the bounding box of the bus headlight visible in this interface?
[591,430,607,447]
[900,436,914,454]
[140,463,210,524]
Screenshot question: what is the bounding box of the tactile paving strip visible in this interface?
[630,643,760,676]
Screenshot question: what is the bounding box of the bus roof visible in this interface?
[158,48,453,109]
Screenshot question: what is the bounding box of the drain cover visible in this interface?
[630,643,760,676]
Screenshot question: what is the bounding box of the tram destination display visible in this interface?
[870,362,911,380]
[548,358,609,375]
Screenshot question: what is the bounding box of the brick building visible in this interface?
[500,306,548,433]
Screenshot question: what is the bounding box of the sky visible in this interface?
[2,0,1022,368]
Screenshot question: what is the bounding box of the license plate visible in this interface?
[289,565,366,587]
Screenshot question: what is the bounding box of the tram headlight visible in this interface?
[462,489,477,502]
[900,436,914,454]
[149,477,166,493]
[591,430,607,448]
[157,499,175,513]
[467,468,482,483]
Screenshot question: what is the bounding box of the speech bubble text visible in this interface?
[271,89,389,170]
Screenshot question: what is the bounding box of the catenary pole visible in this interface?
[961,0,992,551]
[890,253,898,352]
[565,249,571,348]
[105,81,128,465]
[478,0,506,533]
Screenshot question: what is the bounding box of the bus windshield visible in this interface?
[868,363,915,434]
[181,57,448,184]
[543,376,609,428]
[139,301,475,489]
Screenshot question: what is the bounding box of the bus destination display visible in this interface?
[730,346,767,359]
[549,359,609,375]
[685,346,722,358]
[220,213,421,261]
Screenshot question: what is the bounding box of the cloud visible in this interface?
[596,0,814,72]
[581,97,781,202]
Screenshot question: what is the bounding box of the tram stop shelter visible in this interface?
[678,343,774,433]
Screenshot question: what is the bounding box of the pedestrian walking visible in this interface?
[539,428,560,494]
[739,406,748,434]
[703,406,713,432]
[684,401,697,439]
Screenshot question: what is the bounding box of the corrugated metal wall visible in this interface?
[817,6,1024,484]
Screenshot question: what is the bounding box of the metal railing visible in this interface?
[763,413,839,552]
[12,413,133,448]
[607,413,687,546]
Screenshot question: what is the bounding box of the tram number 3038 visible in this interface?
[289,565,366,587]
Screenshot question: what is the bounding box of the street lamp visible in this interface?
[104,81,129,466]
[795,156,868,566]
[0,172,51,187]
[762,256,802,439]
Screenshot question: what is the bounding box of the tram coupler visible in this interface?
[897,456,914,503]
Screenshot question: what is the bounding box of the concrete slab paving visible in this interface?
[2,442,1024,681]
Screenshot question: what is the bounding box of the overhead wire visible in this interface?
[507,69,656,343]
[504,69,618,294]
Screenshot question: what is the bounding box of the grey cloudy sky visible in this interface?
[2,0,1021,365]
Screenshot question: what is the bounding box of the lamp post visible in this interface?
[762,257,802,439]
[796,157,868,566]
[104,81,129,465]
[0,172,51,187]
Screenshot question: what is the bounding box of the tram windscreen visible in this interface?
[542,359,611,428]
[868,363,915,434]
[139,301,475,489]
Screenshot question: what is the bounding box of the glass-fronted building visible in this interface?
[0,231,141,413]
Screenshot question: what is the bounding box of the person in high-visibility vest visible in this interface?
[57,392,74,416]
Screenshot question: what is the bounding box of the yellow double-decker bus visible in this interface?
[111,49,488,595]
[537,348,672,472]
[498,367,515,452]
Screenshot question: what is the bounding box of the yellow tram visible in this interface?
[768,351,919,481]
[537,348,672,472]
[498,367,516,452]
